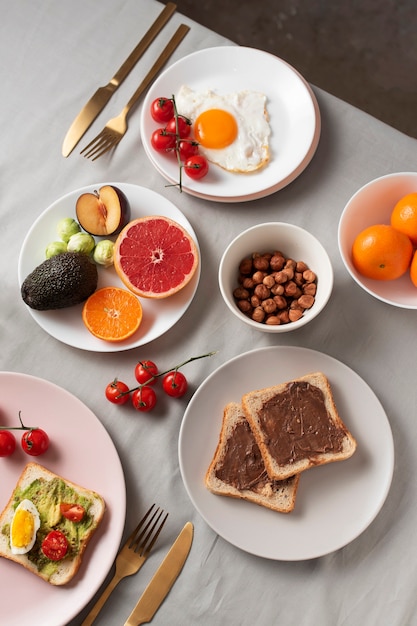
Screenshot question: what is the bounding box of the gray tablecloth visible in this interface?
[2,1,417,625]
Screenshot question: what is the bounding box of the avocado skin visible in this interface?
[21,252,98,310]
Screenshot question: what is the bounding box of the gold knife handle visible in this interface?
[111,2,177,87]
[122,23,190,116]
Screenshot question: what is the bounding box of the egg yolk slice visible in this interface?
[194,109,238,149]
[11,509,35,548]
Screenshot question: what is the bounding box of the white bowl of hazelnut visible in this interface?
[218,222,333,332]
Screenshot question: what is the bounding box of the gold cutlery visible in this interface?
[80,23,189,161]
[124,522,193,626]
[81,504,168,626]
[62,2,177,157]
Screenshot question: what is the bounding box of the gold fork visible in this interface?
[81,504,168,626]
[81,23,189,161]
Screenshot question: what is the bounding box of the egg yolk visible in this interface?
[194,109,238,149]
[12,509,34,548]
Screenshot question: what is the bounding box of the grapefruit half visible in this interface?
[114,216,199,299]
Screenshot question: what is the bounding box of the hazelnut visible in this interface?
[298,294,315,309]
[252,306,265,323]
[254,284,270,300]
[233,287,249,300]
[239,258,253,275]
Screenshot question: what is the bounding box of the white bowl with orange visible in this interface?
[338,172,417,309]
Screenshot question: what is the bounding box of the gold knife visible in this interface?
[62,2,177,157]
[124,522,193,626]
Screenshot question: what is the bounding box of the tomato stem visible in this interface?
[0,411,38,431]
[117,351,217,397]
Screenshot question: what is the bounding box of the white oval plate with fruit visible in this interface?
[0,372,126,626]
[179,346,394,560]
[140,46,320,202]
[18,183,201,352]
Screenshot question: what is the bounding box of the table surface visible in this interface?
[2,1,417,625]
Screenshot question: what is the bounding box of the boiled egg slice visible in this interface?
[10,499,41,555]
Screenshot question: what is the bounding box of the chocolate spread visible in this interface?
[215,419,269,491]
[259,381,346,465]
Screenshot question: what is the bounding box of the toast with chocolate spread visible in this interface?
[205,402,300,513]
[241,372,357,481]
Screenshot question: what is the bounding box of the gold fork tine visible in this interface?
[80,23,189,161]
[81,504,168,626]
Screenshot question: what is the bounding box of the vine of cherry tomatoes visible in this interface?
[105,352,216,413]
[0,411,49,458]
[150,95,209,189]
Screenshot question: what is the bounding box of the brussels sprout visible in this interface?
[57,217,81,243]
[45,241,67,259]
[93,240,115,267]
[67,232,95,255]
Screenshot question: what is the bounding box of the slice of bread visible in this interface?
[0,462,105,585]
[205,402,300,513]
[242,372,357,480]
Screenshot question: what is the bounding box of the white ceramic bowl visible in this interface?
[218,222,333,332]
[338,172,417,309]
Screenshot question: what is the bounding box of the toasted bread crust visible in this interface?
[242,372,357,480]
[0,462,105,585]
[205,402,300,513]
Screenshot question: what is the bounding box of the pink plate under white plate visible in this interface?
[140,46,320,202]
[0,372,126,626]
[179,346,394,560]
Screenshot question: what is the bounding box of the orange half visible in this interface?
[82,287,142,342]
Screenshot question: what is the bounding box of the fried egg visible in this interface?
[175,85,271,173]
[10,499,41,555]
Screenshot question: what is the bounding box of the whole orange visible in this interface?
[410,250,417,288]
[390,192,417,245]
[352,224,413,281]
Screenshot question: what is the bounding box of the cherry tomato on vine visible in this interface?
[166,115,192,139]
[21,428,49,456]
[183,155,209,180]
[41,530,68,561]
[151,128,176,152]
[105,380,130,404]
[60,503,85,522]
[134,360,159,386]
[150,97,174,123]
[178,139,199,160]
[0,430,16,457]
[132,386,157,412]
[162,371,188,398]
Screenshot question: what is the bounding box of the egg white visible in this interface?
[10,499,41,555]
[175,85,271,173]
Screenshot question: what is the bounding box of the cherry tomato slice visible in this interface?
[132,386,157,412]
[60,503,85,522]
[151,128,176,152]
[166,115,192,139]
[105,380,130,404]
[42,530,69,561]
[0,430,16,457]
[162,371,188,398]
[178,140,199,161]
[21,428,49,456]
[150,97,174,123]
[184,155,209,180]
[134,360,159,386]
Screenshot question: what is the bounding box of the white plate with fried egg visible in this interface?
[140,46,320,202]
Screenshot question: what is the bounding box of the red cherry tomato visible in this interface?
[134,360,159,386]
[0,430,16,457]
[184,155,209,180]
[151,128,176,152]
[60,503,85,523]
[166,115,192,139]
[162,371,188,398]
[41,530,68,561]
[132,386,157,412]
[21,428,49,456]
[150,97,174,123]
[105,380,130,404]
[178,140,199,161]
